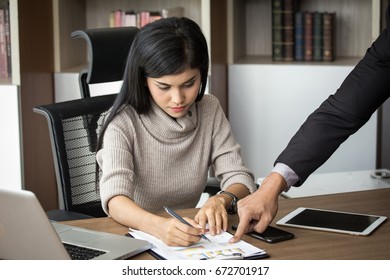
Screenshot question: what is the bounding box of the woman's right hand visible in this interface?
[107,196,203,247]
[157,217,203,247]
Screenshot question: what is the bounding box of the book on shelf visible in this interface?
[294,11,304,61]
[272,0,283,61]
[138,11,151,28]
[272,0,297,62]
[109,9,151,28]
[303,11,313,61]
[161,6,184,18]
[149,11,163,23]
[123,10,137,27]
[323,12,335,61]
[109,7,183,29]
[114,9,123,27]
[4,1,10,76]
[0,4,10,80]
[281,0,295,61]
[273,2,336,63]
[137,11,162,27]
[313,12,323,61]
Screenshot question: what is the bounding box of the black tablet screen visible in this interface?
[285,209,380,232]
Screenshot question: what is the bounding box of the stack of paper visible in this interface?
[129,229,268,260]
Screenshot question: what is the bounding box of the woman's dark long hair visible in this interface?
[95,17,209,190]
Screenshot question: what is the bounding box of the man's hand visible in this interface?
[229,172,286,243]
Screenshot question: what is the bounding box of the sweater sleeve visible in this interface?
[96,121,135,214]
[208,96,257,193]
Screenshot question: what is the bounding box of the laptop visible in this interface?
[0,188,151,260]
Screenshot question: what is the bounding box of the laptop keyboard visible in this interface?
[63,243,106,260]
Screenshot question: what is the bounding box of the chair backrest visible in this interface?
[71,26,139,98]
[33,94,116,217]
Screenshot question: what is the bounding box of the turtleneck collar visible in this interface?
[140,100,198,139]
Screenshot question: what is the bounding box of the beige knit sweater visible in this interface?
[96,94,256,214]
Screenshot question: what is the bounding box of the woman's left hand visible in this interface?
[194,196,228,236]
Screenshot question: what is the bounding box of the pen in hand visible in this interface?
[163,206,211,243]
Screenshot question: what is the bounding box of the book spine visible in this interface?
[109,11,115,27]
[303,11,313,61]
[123,10,137,27]
[294,11,304,61]
[272,0,283,61]
[114,7,183,28]
[282,0,295,61]
[0,7,9,79]
[4,1,11,77]
[149,11,162,24]
[139,11,150,28]
[114,9,122,27]
[161,7,184,18]
[313,12,323,61]
[323,12,335,62]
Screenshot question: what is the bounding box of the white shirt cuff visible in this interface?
[271,163,299,192]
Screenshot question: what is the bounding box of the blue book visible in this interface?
[313,12,323,61]
[294,11,304,61]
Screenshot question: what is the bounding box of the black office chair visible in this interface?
[71,26,140,98]
[33,27,140,221]
[33,94,116,221]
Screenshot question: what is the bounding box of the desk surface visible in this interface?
[281,169,390,198]
[63,189,390,260]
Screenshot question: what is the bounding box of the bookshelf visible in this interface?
[0,0,22,190]
[1,0,57,211]
[227,0,386,179]
[227,0,381,65]
[0,0,19,85]
[53,0,212,73]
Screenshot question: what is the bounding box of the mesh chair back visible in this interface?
[33,94,116,217]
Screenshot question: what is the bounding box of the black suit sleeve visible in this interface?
[275,6,390,186]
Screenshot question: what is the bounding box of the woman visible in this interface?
[96,17,256,246]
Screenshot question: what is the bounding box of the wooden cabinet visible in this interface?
[0,0,19,85]
[0,0,57,211]
[0,0,22,189]
[0,0,57,210]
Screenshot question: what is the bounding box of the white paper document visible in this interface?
[129,229,268,260]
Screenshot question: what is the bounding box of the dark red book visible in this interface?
[323,12,335,61]
[0,7,9,79]
[4,2,11,78]
[304,11,313,61]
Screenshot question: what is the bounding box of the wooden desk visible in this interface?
[63,189,390,260]
[281,169,390,198]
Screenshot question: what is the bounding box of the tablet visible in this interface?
[276,207,387,236]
